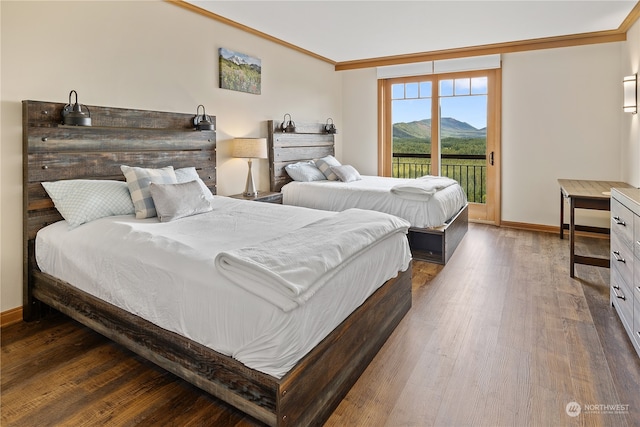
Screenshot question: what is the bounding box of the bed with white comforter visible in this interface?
[35,196,411,378]
[282,175,468,228]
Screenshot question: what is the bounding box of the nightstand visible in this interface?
[229,191,283,204]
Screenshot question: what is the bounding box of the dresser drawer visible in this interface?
[611,230,634,287]
[634,293,640,351]
[635,248,640,287]
[611,266,633,331]
[635,214,640,261]
[611,198,634,249]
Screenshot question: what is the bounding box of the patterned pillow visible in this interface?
[331,165,362,183]
[121,165,177,218]
[175,167,215,201]
[42,180,135,228]
[314,155,342,180]
[149,180,212,222]
[285,161,327,182]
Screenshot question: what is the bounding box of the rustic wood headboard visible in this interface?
[22,100,216,319]
[267,120,335,192]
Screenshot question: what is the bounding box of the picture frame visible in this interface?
[219,48,261,95]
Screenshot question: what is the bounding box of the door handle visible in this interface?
[490,151,494,165]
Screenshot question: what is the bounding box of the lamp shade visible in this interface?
[232,138,268,159]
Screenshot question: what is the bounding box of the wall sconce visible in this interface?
[61,90,92,126]
[193,104,215,130]
[325,118,337,134]
[280,113,296,133]
[232,138,268,197]
[623,74,637,114]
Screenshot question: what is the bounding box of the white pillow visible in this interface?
[314,155,342,180]
[149,180,212,222]
[121,165,177,219]
[42,180,135,228]
[175,167,215,201]
[285,161,327,182]
[331,165,362,183]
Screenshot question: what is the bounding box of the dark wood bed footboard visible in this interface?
[409,204,469,264]
[31,266,412,426]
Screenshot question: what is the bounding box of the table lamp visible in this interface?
[232,138,268,197]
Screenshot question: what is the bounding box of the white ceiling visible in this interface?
[186,1,637,63]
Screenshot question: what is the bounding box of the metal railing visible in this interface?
[392,153,486,203]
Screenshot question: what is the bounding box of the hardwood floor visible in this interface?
[2,223,639,426]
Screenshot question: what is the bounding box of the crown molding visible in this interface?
[167,0,336,66]
[167,0,639,71]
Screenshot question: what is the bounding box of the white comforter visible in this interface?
[216,208,410,312]
[282,175,468,228]
[35,196,411,378]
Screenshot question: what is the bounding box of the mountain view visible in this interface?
[393,117,486,140]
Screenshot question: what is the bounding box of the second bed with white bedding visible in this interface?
[35,196,411,378]
[282,175,468,228]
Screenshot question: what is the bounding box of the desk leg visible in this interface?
[560,189,564,239]
[569,197,575,278]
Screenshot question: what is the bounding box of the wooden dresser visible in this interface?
[610,187,640,357]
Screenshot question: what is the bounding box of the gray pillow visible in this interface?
[331,165,362,183]
[314,155,342,180]
[285,161,327,182]
[149,180,212,222]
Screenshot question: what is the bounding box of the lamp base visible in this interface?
[243,159,258,197]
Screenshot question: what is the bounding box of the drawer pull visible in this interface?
[613,284,620,290]
[612,287,626,301]
[612,216,626,226]
[612,251,625,263]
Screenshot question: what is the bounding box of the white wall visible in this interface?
[622,18,640,187]
[0,1,341,312]
[341,68,379,175]
[501,43,622,226]
[342,42,627,228]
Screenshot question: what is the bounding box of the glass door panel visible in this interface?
[439,76,488,204]
[391,80,432,178]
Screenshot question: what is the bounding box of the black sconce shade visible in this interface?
[193,105,215,131]
[281,113,296,133]
[62,90,91,126]
[325,118,337,134]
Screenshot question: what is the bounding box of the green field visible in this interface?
[219,57,261,94]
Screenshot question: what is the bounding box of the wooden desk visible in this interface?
[558,179,632,277]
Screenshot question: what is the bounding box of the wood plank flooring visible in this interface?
[2,223,639,426]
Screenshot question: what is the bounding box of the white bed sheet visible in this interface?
[282,175,468,228]
[35,196,411,378]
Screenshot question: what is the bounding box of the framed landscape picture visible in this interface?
[219,48,261,95]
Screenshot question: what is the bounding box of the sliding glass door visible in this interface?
[379,69,501,223]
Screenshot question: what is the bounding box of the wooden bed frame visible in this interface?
[267,120,468,264]
[22,100,412,426]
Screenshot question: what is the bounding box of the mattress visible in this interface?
[35,196,411,378]
[282,175,468,228]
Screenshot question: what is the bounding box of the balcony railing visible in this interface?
[392,153,487,203]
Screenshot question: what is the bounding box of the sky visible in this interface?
[393,96,488,129]
[391,78,489,129]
